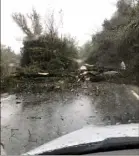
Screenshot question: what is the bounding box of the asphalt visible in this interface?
[1,82,139,155]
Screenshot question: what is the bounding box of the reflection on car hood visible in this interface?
[24,123,139,155]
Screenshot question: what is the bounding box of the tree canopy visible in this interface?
[12,9,78,73]
[83,0,139,74]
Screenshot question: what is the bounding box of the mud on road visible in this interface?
[1,82,139,155]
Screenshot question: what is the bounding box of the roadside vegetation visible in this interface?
[12,9,78,73]
[1,45,20,92]
[1,0,139,93]
[82,0,139,84]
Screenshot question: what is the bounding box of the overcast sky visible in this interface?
[1,0,117,53]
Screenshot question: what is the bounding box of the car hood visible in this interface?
[23,123,139,155]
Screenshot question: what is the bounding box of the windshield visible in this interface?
[1,0,139,155]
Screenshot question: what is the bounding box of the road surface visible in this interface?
[1,82,139,155]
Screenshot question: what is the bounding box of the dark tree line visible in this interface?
[84,0,139,75]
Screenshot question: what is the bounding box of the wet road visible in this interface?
[1,82,139,155]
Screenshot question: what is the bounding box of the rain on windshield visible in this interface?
[1,0,139,155]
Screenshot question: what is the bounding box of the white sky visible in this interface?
[1,0,117,53]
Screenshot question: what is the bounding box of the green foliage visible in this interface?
[1,45,20,92]
[12,10,78,73]
[20,34,78,72]
[12,8,42,38]
[1,44,20,78]
[84,0,139,76]
[79,41,93,62]
[20,65,42,74]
